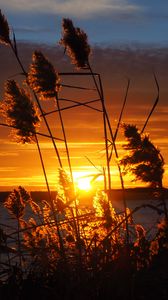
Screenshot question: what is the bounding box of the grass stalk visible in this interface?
[17,218,22,268]
[87,62,111,192]
[141,73,159,134]
[55,92,81,247]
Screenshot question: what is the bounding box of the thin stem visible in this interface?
[0,123,64,141]
[160,182,168,221]
[97,74,130,245]
[114,79,130,142]
[87,64,130,245]
[141,73,159,134]
[17,218,22,268]
[55,92,73,181]
[87,62,111,192]
[42,98,102,117]
[55,92,81,249]
[108,79,130,162]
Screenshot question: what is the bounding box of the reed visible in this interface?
[0,10,168,300]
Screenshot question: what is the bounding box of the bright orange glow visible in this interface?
[76,177,92,191]
[73,171,93,191]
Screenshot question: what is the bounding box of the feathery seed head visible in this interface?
[4,188,26,219]
[58,168,75,202]
[60,18,91,69]
[28,51,60,99]
[1,80,40,143]
[0,10,10,45]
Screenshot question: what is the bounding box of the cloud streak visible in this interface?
[1,0,141,18]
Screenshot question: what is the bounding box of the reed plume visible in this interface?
[4,188,26,219]
[120,123,164,188]
[1,80,40,143]
[60,18,91,69]
[0,9,10,45]
[93,190,114,229]
[28,51,60,98]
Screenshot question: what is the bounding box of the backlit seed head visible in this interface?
[4,188,26,219]
[0,10,10,45]
[60,18,91,69]
[1,80,40,144]
[28,51,60,99]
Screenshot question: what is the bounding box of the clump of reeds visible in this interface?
[1,80,40,143]
[4,188,26,219]
[93,190,114,229]
[60,18,91,69]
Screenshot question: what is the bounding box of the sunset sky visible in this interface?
[0,1,168,191]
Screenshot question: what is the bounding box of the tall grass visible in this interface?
[0,10,168,300]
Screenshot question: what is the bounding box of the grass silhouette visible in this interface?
[0,9,168,300]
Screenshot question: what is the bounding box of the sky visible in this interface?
[0,0,168,45]
[0,1,168,191]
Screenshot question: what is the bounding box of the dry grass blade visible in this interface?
[85,156,103,173]
[108,79,130,162]
[114,78,130,141]
[141,73,159,134]
[12,29,18,56]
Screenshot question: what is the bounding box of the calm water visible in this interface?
[0,197,167,238]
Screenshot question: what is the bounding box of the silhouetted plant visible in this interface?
[0,9,10,45]
[120,124,168,220]
[4,187,26,220]
[1,80,40,143]
[0,10,63,168]
[0,9,168,300]
[28,51,60,98]
[60,18,91,69]
[120,124,164,188]
[4,187,28,267]
[93,190,114,229]
[131,224,150,270]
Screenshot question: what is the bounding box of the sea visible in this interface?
[0,189,168,239]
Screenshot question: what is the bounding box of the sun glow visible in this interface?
[73,171,94,191]
[76,177,92,191]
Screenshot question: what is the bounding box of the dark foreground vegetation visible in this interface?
[0,9,168,300]
[0,184,168,300]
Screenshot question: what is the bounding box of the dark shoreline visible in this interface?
[0,187,168,204]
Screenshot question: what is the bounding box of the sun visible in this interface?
[73,171,93,192]
[76,177,92,191]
